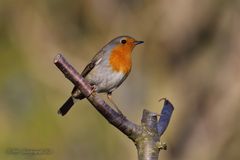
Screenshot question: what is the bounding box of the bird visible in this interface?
[58,35,144,116]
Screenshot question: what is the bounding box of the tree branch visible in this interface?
[54,54,141,140]
[54,54,174,160]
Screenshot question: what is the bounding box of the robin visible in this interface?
[58,36,144,116]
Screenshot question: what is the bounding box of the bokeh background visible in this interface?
[1,0,240,160]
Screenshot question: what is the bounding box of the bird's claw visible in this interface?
[90,85,97,96]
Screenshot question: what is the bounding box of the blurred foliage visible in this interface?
[0,0,240,160]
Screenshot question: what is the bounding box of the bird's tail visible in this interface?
[58,97,76,116]
[58,91,86,116]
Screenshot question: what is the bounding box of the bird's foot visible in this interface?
[106,93,125,117]
[90,85,97,96]
[114,105,124,117]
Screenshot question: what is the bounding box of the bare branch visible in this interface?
[54,54,141,140]
[54,54,174,160]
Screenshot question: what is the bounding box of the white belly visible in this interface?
[85,65,127,93]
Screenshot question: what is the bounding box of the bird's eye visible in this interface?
[121,39,127,44]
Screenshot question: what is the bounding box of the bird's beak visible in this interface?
[134,40,144,45]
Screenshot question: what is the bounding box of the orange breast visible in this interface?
[109,45,132,74]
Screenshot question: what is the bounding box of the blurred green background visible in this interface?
[1,0,240,160]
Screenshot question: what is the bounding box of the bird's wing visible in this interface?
[71,49,104,97]
[80,49,104,77]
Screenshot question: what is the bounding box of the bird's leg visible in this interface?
[107,93,123,115]
[90,85,97,96]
